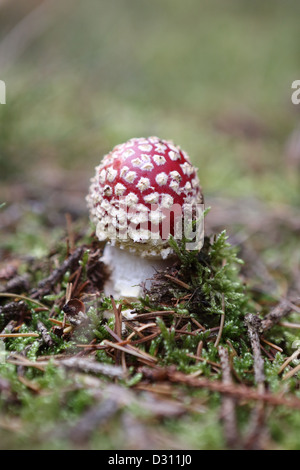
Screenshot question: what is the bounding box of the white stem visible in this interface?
[101,244,173,300]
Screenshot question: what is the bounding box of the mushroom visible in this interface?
[86,136,204,300]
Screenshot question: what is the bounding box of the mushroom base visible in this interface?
[101,243,175,300]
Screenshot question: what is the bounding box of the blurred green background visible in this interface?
[0,0,300,252]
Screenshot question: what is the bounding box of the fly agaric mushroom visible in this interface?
[86,136,204,299]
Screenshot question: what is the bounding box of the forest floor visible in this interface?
[0,186,300,450]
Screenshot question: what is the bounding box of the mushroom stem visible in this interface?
[101,243,173,300]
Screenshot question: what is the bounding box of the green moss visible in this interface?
[1,228,300,449]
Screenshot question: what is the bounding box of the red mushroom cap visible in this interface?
[87,136,203,258]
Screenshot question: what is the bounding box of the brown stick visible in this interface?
[244,314,266,450]
[214,294,225,348]
[111,296,123,365]
[164,274,191,290]
[245,314,265,385]
[261,299,296,332]
[164,369,300,410]
[0,333,39,338]
[30,246,84,299]
[219,346,241,449]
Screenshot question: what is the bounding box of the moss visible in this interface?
[1,229,300,449]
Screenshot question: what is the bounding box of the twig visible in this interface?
[191,318,206,331]
[7,354,45,371]
[36,321,54,348]
[164,274,191,290]
[0,293,48,309]
[282,363,300,381]
[261,299,295,332]
[8,354,125,379]
[126,323,157,341]
[0,333,39,338]
[30,246,84,299]
[278,321,300,329]
[278,348,300,375]
[174,329,203,337]
[245,314,265,385]
[130,332,160,345]
[65,213,75,254]
[50,357,124,379]
[1,320,15,336]
[49,318,71,327]
[128,311,176,321]
[196,340,203,362]
[214,294,225,348]
[260,343,275,361]
[161,368,300,410]
[244,313,266,450]
[112,298,121,332]
[104,324,125,344]
[65,283,73,303]
[102,340,157,364]
[0,300,31,324]
[18,376,40,394]
[69,268,82,296]
[219,346,240,449]
[260,337,283,353]
[0,275,30,295]
[243,391,267,450]
[186,353,221,370]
